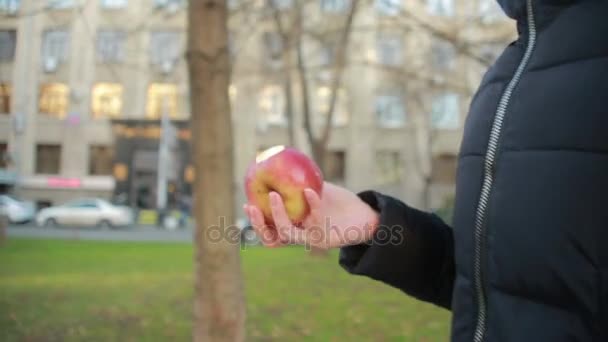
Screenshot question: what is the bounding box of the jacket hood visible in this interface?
[497,0,580,21]
[496,0,525,18]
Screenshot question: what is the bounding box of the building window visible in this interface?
[89,145,114,175]
[0,83,10,114]
[35,144,61,175]
[0,30,16,62]
[319,43,335,67]
[97,30,125,63]
[375,0,400,16]
[431,92,459,129]
[228,84,237,102]
[258,85,285,126]
[325,150,345,182]
[262,31,283,69]
[375,150,402,184]
[431,40,456,70]
[316,86,349,126]
[100,0,127,9]
[113,163,128,181]
[0,143,8,168]
[320,0,349,13]
[428,0,453,16]
[146,83,179,119]
[375,92,406,128]
[269,0,292,9]
[0,0,19,14]
[92,83,123,118]
[41,29,70,72]
[149,31,181,71]
[39,83,69,118]
[154,0,184,9]
[47,0,75,9]
[376,33,402,66]
[227,0,239,10]
[431,154,457,184]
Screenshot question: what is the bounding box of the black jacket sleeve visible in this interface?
[339,191,455,309]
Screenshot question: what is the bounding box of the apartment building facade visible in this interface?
[0,0,512,212]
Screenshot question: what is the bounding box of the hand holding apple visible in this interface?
[244,146,323,226]
[243,182,380,249]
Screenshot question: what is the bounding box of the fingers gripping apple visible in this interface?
[245,146,324,226]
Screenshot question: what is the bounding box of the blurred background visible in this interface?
[0,0,515,340]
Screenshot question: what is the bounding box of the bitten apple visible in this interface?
[245,146,323,226]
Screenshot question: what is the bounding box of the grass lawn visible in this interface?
[0,238,450,341]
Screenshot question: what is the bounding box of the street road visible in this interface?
[6,224,193,243]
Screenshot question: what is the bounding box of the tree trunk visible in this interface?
[318,0,360,147]
[309,140,325,175]
[296,0,359,172]
[0,213,7,246]
[295,5,313,151]
[422,176,432,211]
[284,63,296,147]
[187,1,246,341]
[410,95,435,211]
[268,1,296,147]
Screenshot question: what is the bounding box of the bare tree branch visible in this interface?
[319,0,361,147]
[295,3,314,151]
[268,0,296,146]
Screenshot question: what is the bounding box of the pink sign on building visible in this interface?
[47,177,82,188]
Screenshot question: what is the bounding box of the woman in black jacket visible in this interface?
[244,0,608,340]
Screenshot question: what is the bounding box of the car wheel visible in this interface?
[44,218,58,228]
[241,227,259,245]
[97,219,113,230]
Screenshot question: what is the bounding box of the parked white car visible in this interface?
[0,195,36,224]
[36,198,134,228]
[236,218,259,245]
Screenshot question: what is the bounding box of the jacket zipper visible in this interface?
[472,1,537,341]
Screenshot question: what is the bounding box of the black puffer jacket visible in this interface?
[340,0,608,341]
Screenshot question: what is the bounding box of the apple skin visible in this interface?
[245,146,323,226]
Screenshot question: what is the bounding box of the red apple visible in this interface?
[245,146,323,226]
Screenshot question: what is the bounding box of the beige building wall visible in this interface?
[0,0,514,213]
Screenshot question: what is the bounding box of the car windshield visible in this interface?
[0,195,18,205]
[97,199,113,208]
[64,199,99,209]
